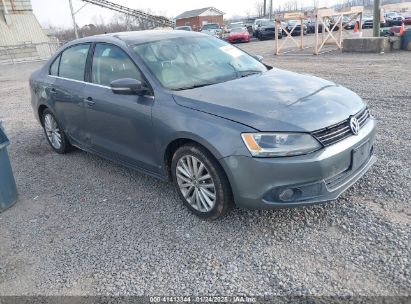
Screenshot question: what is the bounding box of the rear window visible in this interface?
[49,55,60,76]
[58,43,91,81]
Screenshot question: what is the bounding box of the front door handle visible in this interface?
[50,87,57,94]
[84,97,95,106]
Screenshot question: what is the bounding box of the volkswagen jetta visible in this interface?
[30,30,376,219]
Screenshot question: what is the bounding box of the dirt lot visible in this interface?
[0,40,410,297]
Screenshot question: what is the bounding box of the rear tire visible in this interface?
[41,109,71,154]
[171,144,233,220]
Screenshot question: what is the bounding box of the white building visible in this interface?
[0,0,56,63]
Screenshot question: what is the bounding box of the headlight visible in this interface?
[241,133,321,157]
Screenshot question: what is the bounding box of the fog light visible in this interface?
[279,188,294,201]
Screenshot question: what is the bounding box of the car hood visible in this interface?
[201,29,220,34]
[261,26,275,30]
[229,32,247,37]
[172,69,365,132]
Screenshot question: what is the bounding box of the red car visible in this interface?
[227,27,250,43]
[404,16,411,26]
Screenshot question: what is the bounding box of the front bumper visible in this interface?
[220,118,377,209]
[227,37,249,43]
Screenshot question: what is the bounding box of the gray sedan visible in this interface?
[30,30,376,219]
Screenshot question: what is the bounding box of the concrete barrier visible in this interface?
[343,37,390,53]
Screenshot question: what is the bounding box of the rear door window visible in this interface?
[58,43,91,81]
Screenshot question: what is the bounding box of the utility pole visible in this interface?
[263,0,266,17]
[69,0,79,39]
[373,0,380,37]
[268,0,273,20]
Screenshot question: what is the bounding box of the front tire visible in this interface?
[41,109,71,154]
[171,144,233,220]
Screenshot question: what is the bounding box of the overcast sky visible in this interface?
[32,0,334,28]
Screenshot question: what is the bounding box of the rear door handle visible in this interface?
[84,97,95,106]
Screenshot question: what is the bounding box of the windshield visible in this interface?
[132,36,267,91]
[288,20,299,26]
[176,26,191,31]
[231,27,246,33]
[202,24,219,30]
[260,19,271,26]
[229,23,244,29]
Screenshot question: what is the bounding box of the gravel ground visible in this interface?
[0,43,410,297]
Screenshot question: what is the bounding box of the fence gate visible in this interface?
[274,12,307,55]
[313,7,364,55]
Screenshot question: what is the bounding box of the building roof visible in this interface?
[175,7,224,20]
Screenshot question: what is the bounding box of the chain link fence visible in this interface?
[0,41,62,65]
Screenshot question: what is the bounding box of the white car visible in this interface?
[200,23,222,38]
[385,12,404,26]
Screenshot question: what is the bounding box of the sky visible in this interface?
[31,0,334,29]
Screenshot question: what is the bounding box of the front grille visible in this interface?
[312,107,370,146]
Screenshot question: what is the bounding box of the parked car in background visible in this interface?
[257,21,283,40]
[285,20,307,35]
[226,22,244,33]
[226,27,250,43]
[244,17,256,33]
[404,15,411,25]
[343,16,356,29]
[306,19,320,33]
[361,15,374,29]
[306,18,352,33]
[175,26,192,31]
[201,23,222,38]
[328,16,356,31]
[252,18,271,37]
[385,12,405,26]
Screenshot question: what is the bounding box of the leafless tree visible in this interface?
[51,10,165,43]
[255,0,265,17]
[284,0,299,12]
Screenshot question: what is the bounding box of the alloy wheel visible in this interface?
[176,155,216,212]
[44,113,62,149]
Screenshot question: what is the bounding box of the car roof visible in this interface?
[67,30,206,47]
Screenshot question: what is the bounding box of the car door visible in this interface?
[50,43,91,148]
[83,43,157,173]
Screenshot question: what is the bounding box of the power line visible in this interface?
[69,0,175,34]
[80,0,174,27]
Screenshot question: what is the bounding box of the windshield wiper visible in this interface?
[226,63,263,79]
[173,83,217,91]
[238,70,263,78]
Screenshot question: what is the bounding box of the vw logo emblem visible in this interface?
[349,117,360,135]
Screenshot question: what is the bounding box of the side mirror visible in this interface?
[254,55,264,62]
[110,78,148,96]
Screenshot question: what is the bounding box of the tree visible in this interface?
[284,0,299,11]
[255,0,265,17]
